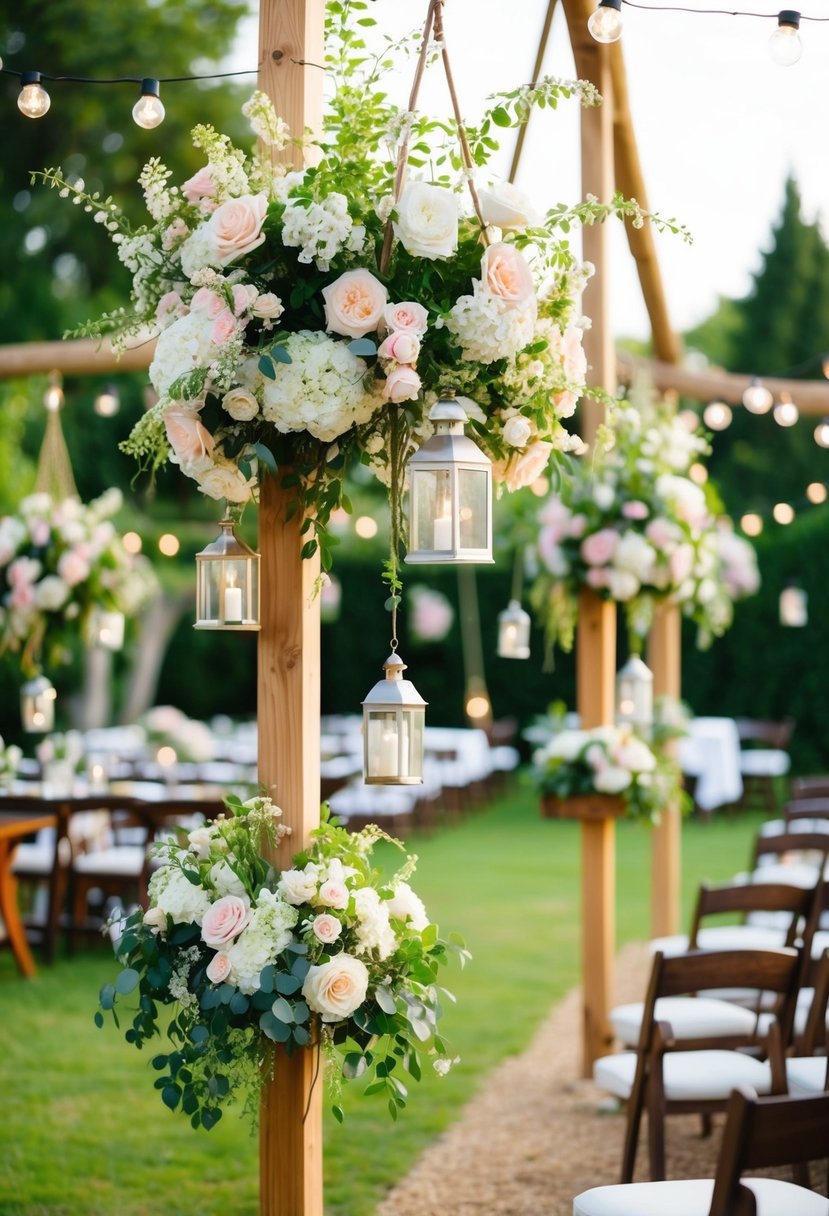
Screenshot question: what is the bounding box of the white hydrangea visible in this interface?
[34,575,70,612]
[353,887,396,960]
[386,881,429,931]
[148,866,212,925]
[281,193,354,270]
[446,286,536,365]
[225,890,299,994]
[179,225,215,280]
[257,330,379,442]
[149,310,217,397]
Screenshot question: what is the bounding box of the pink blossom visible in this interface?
[206,194,268,265]
[645,518,679,551]
[377,330,421,364]
[311,914,343,945]
[9,557,40,587]
[161,218,189,250]
[30,521,50,547]
[9,583,34,610]
[190,287,224,317]
[383,301,429,335]
[317,879,349,910]
[581,528,619,566]
[669,544,695,584]
[156,290,183,322]
[206,952,233,984]
[232,283,258,317]
[537,528,566,575]
[538,497,572,543]
[57,549,91,587]
[201,895,251,948]
[562,326,587,385]
[622,500,649,521]
[481,242,535,309]
[586,567,609,589]
[164,405,215,467]
[211,309,238,345]
[383,365,422,404]
[182,166,218,205]
[568,514,588,539]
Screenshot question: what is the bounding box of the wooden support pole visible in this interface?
[647,604,682,938]
[256,4,325,1215]
[576,588,617,1074]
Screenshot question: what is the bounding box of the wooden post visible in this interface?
[256,4,325,1215]
[647,604,682,937]
[576,588,617,1074]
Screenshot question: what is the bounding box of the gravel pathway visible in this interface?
[376,941,825,1216]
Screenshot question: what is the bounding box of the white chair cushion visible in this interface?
[740,749,791,778]
[786,1056,829,1096]
[594,1050,772,1102]
[574,1177,828,1216]
[73,846,145,876]
[610,997,759,1047]
[12,843,56,874]
[749,862,821,889]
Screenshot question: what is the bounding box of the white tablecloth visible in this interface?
[678,716,743,812]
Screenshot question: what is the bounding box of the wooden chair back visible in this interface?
[736,718,795,749]
[752,829,829,870]
[688,879,816,951]
[798,948,829,1059]
[709,1085,829,1216]
[784,797,829,823]
[792,776,829,799]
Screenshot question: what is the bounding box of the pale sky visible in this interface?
[230,2,829,342]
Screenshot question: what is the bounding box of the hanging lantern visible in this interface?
[21,675,56,734]
[615,655,654,733]
[362,651,426,785]
[194,517,260,631]
[89,608,126,651]
[779,583,808,627]
[405,398,493,565]
[497,600,531,659]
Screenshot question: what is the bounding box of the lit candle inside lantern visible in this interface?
[96,611,125,651]
[377,726,399,778]
[223,573,243,623]
[433,513,452,551]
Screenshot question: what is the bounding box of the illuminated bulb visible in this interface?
[769,12,802,66]
[807,482,828,504]
[740,513,763,537]
[587,0,623,43]
[94,384,120,417]
[43,373,63,412]
[773,396,798,427]
[466,694,491,721]
[132,79,165,130]
[773,502,795,525]
[689,462,708,485]
[742,378,774,414]
[158,533,180,556]
[122,531,143,554]
[822,355,829,380]
[814,418,829,448]
[703,400,732,431]
[355,515,379,539]
[18,71,51,119]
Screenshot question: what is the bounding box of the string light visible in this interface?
[93,384,120,417]
[742,378,774,415]
[814,417,829,448]
[772,502,795,524]
[132,79,165,130]
[773,393,799,427]
[18,70,51,119]
[587,0,624,42]
[807,482,828,504]
[703,400,732,431]
[740,513,763,537]
[769,10,802,65]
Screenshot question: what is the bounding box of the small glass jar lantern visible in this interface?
[89,608,126,651]
[21,674,57,734]
[362,651,427,785]
[615,655,653,733]
[195,517,260,631]
[406,398,493,564]
[780,582,808,627]
[497,600,531,659]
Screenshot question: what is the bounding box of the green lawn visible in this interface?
[0,787,768,1216]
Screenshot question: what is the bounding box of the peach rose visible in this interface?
[317,879,349,910]
[201,894,251,948]
[581,528,620,566]
[164,404,215,466]
[206,194,268,266]
[481,243,535,308]
[562,325,587,385]
[382,364,422,403]
[302,954,370,1022]
[222,387,260,422]
[501,440,553,491]
[312,913,342,945]
[377,330,420,364]
[322,269,388,339]
[252,292,284,325]
[211,309,239,345]
[206,951,233,984]
[232,283,258,316]
[143,906,167,935]
[383,301,429,335]
[190,287,224,317]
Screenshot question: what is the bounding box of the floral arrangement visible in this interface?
[408,585,454,643]
[97,798,466,1128]
[140,704,216,764]
[529,400,759,656]
[0,734,23,787]
[0,488,158,675]
[36,729,84,769]
[36,1,686,582]
[533,723,687,822]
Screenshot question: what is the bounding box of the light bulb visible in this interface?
[43,373,63,412]
[742,378,773,414]
[773,395,798,427]
[18,71,51,119]
[132,79,165,130]
[814,418,829,448]
[703,401,732,431]
[807,482,828,504]
[94,384,120,417]
[587,0,623,43]
[769,12,802,66]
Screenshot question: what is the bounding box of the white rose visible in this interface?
[594,765,632,794]
[393,181,458,260]
[502,414,533,448]
[196,461,256,504]
[222,387,260,422]
[606,568,640,601]
[593,483,616,511]
[613,533,657,583]
[35,575,70,612]
[278,867,318,905]
[143,906,167,935]
[615,739,657,773]
[208,858,247,898]
[311,913,342,945]
[478,181,539,230]
[302,953,370,1022]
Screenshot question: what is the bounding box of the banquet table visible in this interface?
[0,809,57,977]
[678,716,744,813]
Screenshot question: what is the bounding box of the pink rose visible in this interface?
[164,404,215,466]
[481,242,535,308]
[539,497,572,540]
[581,528,619,566]
[622,501,649,521]
[156,290,183,322]
[586,567,609,589]
[322,268,388,339]
[562,326,587,385]
[669,543,695,584]
[382,364,422,404]
[232,283,258,316]
[206,194,268,266]
[190,287,224,317]
[569,514,588,539]
[201,895,250,948]
[317,879,349,910]
[162,217,189,249]
[383,301,429,335]
[312,914,343,945]
[211,309,239,345]
[645,518,679,550]
[31,521,50,547]
[182,166,218,205]
[501,440,553,492]
[57,549,91,587]
[206,952,233,984]
[377,330,421,364]
[9,584,34,610]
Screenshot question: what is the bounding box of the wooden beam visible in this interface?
[508,0,557,185]
[647,605,682,937]
[618,351,829,414]
[0,337,155,378]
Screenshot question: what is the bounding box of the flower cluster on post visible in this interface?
[529,400,760,657]
[97,798,467,1128]
[0,488,158,675]
[35,1,687,571]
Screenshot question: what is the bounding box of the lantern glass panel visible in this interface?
[459,468,489,551]
[21,678,56,733]
[364,708,424,784]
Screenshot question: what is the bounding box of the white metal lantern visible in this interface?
[780,583,808,627]
[89,608,126,651]
[406,399,493,564]
[362,651,426,785]
[195,518,260,631]
[497,599,531,659]
[21,674,56,734]
[615,655,653,733]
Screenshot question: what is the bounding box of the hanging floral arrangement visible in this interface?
[35,0,686,581]
[0,488,158,675]
[97,798,468,1128]
[529,399,760,658]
